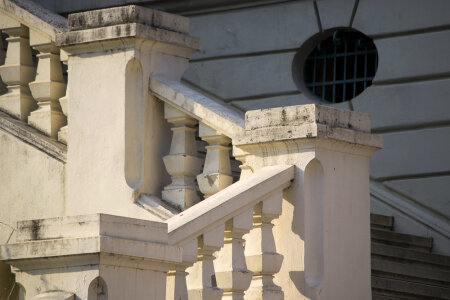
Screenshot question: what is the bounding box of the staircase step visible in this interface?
[372,243,450,269]
[372,276,450,299]
[372,258,450,286]
[371,229,433,252]
[371,213,394,230]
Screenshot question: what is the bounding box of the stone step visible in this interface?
[372,258,450,286]
[371,229,433,252]
[371,213,394,231]
[371,243,450,269]
[372,293,412,300]
[372,276,450,299]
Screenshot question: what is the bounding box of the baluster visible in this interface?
[58,51,68,144]
[215,209,254,299]
[245,190,284,300]
[167,239,197,300]
[197,123,233,198]
[28,30,66,138]
[187,225,224,300]
[162,103,203,210]
[0,22,36,121]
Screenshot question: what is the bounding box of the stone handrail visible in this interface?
[165,165,294,299]
[150,74,245,139]
[151,75,247,210]
[0,0,69,143]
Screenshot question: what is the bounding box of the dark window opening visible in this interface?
[304,30,378,103]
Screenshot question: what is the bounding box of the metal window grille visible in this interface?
[304,30,378,103]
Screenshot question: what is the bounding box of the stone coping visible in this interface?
[235,104,383,149]
[16,213,168,243]
[0,110,67,162]
[0,236,182,264]
[56,5,200,50]
[167,165,294,245]
[0,0,67,39]
[150,75,245,139]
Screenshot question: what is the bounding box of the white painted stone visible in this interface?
[56,6,200,220]
[232,104,381,299]
[0,23,36,121]
[197,123,233,198]
[150,75,245,139]
[28,32,67,138]
[162,104,203,209]
[0,214,181,300]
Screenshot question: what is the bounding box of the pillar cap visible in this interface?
[55,5,200,51]
[234,104,383,149]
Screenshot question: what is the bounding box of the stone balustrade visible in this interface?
[151,75,246,210]
[0,0,69,142]
[166,165,294,300]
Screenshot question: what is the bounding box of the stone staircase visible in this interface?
[371,214,450,299]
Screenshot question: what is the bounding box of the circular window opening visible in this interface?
[303,30,378,103]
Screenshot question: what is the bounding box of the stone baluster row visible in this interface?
[28,30,66,138]
[167,192,284,300]
[162,104,234,210]
[0,24,36,121]
[0,24,68,141]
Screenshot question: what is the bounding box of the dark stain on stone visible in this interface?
[31,220,41,240]
[124,24,131,36]
[281,109,287,123]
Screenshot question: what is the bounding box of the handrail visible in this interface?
[150,74,245,139]
[0,0,67,39]
[166,164,294,245]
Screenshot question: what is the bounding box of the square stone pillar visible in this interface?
[55,6,200,219]
[0,214,181,300]
[233,104,383,300]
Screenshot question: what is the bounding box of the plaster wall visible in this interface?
[174,0,450,252]
[0,129,65,244]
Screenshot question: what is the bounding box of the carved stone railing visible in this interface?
[166,165,293,300]
[0,0,68,142]
[151,75,246,210]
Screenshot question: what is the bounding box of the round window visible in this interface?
[303,30,378,103]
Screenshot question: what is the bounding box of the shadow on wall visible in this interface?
[287,158,325,299]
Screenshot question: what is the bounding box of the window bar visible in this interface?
[353,42,358,98]
[332,43,337,103]
[343,40,347,101]
[322,53,327,100]
[363,43,368,89]
[312,54,317,95]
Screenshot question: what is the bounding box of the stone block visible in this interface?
[352,78,450,130]
[316,0,357,29]
[374,30,450,84]
[68,5,190,34]
[189,1,317,59]
[384,176,450,219]
[371,127,450,179]
[184,52,298,100]
[353,0,450,37]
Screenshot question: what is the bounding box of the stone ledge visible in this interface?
[0,0,67,40]
[56,5,200,50]
[1,214,181,264]
[0,110,67,162]
[235,104,383,149]
[68,5,189,34]
[16,213,168,243]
